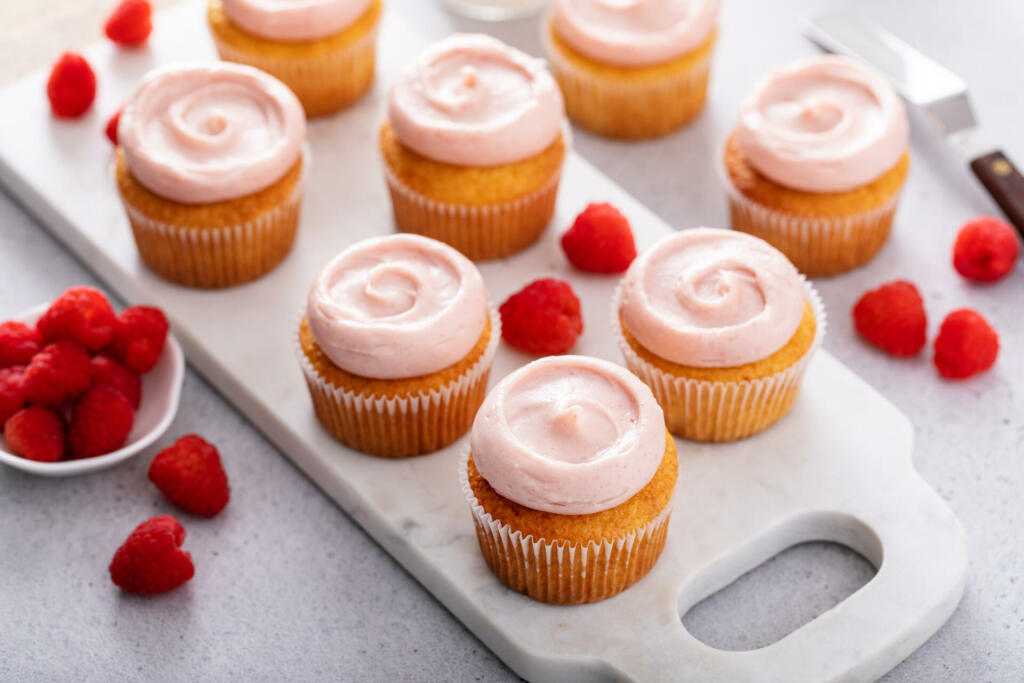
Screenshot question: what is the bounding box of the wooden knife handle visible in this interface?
[970,150,1024,238]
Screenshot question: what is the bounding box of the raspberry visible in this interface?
[68,386,135,459]
[104,0,153,47]
[90,355,142,408]
[4,406,65,462]
[499,278,583,355]
[109,516,194,595]
[149,435,231,517]
[561,203,638,274]
[0,321,41,368]
[852,280,927,357]
[22,341,92,406]
[952,216,1020,282]
[106,306,168,373]
[37,286,117,350]
[46,52,96,118]
[0,366,26,426]
[933,309,999,379]
[105,109,121,145]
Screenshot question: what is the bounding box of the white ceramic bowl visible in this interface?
[0,303,184,477]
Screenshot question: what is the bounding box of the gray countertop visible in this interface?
[2,0,1022,680]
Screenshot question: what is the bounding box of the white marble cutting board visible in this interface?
[0,3,967,681]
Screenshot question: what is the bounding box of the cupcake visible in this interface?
[115,63,306,289]
[723,56,910,277]
[542,0,718,139]
[297,234,500,457]
[462,355,677,604]
[381,34,567,261]
[207,0,382,118]
[612,228,825,442]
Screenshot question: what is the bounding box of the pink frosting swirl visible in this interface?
[737,55,909,193]
[306,234,489,380]
[119,63,305,204]
[221,0,372,42]
[618,228,806,367]
[551,0,718,67]
[471,356,666,515]
[388,33,564,167]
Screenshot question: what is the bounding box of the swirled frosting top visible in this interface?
[471,355,666,515]
[306,234,489,379]
[736,55,909,193]
[619,228,805,367]
[119,62,305,204]
[388,33,564,167]
[221,0,372,42]
[551,0,718,67]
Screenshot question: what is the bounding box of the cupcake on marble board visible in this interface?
[543,0,718,139]
[462,355,677,605]
[297,234,500,458]
[723,55,910,276]
[612,228,825,442]
[207,0,382,117]
[381,33,568,261]
[115,62,306,289]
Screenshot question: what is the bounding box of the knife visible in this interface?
[806,11,1024,239]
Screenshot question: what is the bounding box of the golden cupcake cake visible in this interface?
[462,355,677,604]
[115,63,306,288]
[543,0,718,139]
[207,0,382,117]
[612,228,825,442]
[297,234,500,458]
[723,55,911,276]
[381,34,568,261]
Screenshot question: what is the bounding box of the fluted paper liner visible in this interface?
[459,450,674,604]
[296,307,500,458]
[612,279,827,443]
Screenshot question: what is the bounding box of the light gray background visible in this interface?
[1,0,1022,681]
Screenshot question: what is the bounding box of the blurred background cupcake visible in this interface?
[723,55,910,277]
[207,0,382,118]
[381,33,567,261]
[543,0,718,139]
[115,62,306,289]
[612,228,825,442]
[462,355,676,604]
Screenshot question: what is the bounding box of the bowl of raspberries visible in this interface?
[0,286,183,476]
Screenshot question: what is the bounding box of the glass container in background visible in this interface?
[441,0,549,21]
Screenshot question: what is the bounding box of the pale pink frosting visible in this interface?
[388,34,564,167]
[471,356,666,515]
[618,228,805,367]
[306,234,489,380]
[221,0,372,42]
[737,55,909,193]
[119,63,305,204]
[551,0,718,67]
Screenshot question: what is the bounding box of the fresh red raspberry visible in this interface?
[0,366,27,426]
[22,341,92,406]
[104,0,153,47]
[90,355,142,408]
[952,216,1020,282]
[105,306,169,373]
[105,109,121,146]
[0,321,42,368]
[109,516,194,595]
[933,309,999,379]
[46,52,96,119]
[37,286,117,350]
[500,278,583,355]
[68,386,135,459]
[852,280,927,357]
[4,406,65,462]
[561,203,638,274]
[149,435,231,517]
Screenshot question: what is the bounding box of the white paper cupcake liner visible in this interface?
[611,278,827,443]
[295,306,501,458]
[459,450,674,604]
